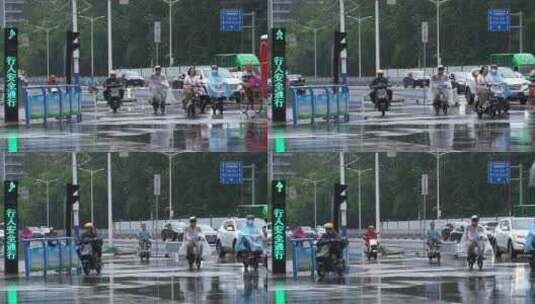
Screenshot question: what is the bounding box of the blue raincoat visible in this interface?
[207,71,232,99]
[524,221,535,253]
[236,222,264,253]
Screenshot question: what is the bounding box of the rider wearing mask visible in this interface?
[369,70,392,106]
[184,216,204,269]
[426,222,441,246]
[80,222,103,258]
[137,223,152,241]
[476,66,489,108]
[103,70,124,101]
[486,65,502,83]
[363,225,378,251]
[462,215,487,258]
[149,65,169,114]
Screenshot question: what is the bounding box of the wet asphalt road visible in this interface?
[270,253,535,304]
[0,254,268,303]
[0,101,267,152]
[270,86,535,153]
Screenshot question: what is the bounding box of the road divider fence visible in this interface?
[23,85,84,127]
[290,85,350,126]
[22,237,78,278]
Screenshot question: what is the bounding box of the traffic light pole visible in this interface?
[72,0,80,85]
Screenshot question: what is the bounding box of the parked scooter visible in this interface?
[77,238,103,275]
[138,239,151,263]
[316,238,347,279]
[427,240,441,264]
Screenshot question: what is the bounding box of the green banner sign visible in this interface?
[4,180,19,275]
[271,180,286,274]
[4,28,19,123]
[271,28,286,123]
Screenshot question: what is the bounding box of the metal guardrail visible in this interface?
[290,85,350,127]
[22,237,77,279]
[23,85,83,127]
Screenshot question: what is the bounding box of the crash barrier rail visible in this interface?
[22,237,78,278]
[290,85,350,126]
[23,85,83,127]
[290,238,349,280]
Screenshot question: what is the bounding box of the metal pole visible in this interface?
[156,43,159,65]
[107,153,113,247]
[339,0,347,84]
[375,0,380,71]
[46,181,50,227]
[436,0,441,66]
[90,18,94,80]
[251,164,256,206]
[72,0,79,85]
[313,182,317,229]
[358,172,362,231]
[375,153,380,233]
[358,19,362,78]
[436,153,440,219]
[107,0,113,73]
[267,0,273,29]
[90,170,94,224]
[251,12,256,54]
[313,29,318,80]
[169,154,172,219]
[46,30,50,78]
[72,153,78,238]
[520,164,524,206]
[169,1,172,66]
[519,12,524,53]
[2,0,6,28]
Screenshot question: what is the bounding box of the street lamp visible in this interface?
[79,167,105,224]
[29,178,58,228]
[27,24,59,78]
[293,23,328,80]
[159,152,183,220]
[80,15,105,81]
[427,0,453,66]
[347,15,372,79]
[427,152,449,219]
[161,0,180,67]
[295,177,327,229]
[347,167,373,231]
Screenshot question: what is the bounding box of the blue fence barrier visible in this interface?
[290,237,350,280]
[22,237,78,278]
[23,85,82,127]
[290,85,350,127]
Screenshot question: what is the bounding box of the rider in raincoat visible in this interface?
[524,221,535,253]
[235,215,264,256]
[206,65,232,99]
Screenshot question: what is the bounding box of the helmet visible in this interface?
[324,222,334,230]
[83,222,94,229]
[368,225,375,229]
[109,70,116,75]
[471,215,479,221]
[437,65,445,71]
[154,65,162,70]
[189,216,197,223]
[377,69,384,75]
[490,64,498,69]
[246,214,255,220]
[211,65,218,70]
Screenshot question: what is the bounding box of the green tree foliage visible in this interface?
[18,0,267,76]
[15,153,266,229]
[284,153,535,228]
[288,0,535,76]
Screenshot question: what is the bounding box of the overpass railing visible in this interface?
[290,85,350,127]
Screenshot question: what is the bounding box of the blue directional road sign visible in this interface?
[220,161,243,184]
[488,161,511,184]
[220,9,243,32]
[488,9,510,32]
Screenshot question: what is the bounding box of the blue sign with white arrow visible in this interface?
[488,9,510,32]
[220,161,243,184]
[220,9,243,32]
[488,161,511,184]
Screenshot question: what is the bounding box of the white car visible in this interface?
[494,217,534,258]
[216,217,267,258]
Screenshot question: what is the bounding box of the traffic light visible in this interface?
[66,183,80,237]
[4,180,19,274]
[66,31,80,84]
[333,31,347,84]
[271,180,286,274]
[333,183,347,232]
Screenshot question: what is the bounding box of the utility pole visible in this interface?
[375,153,380,233]
[71,153,79,238]
[107,0,112,73]
[107,153,113,248]
[375,0,380,72]
[339,0,347,84]
[72,0,80,85]
[511,12,524,53]
[161,0,180,66]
